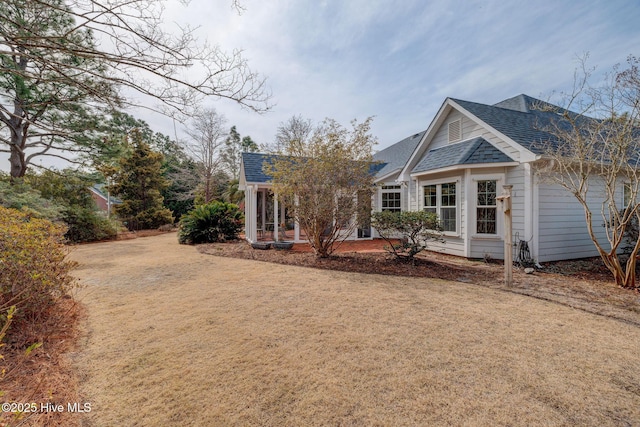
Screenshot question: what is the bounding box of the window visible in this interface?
[424,185,436,214]
[476,180,497,234]
[441,183,456,232]
[423,182,457,233]
[381,185,402,212]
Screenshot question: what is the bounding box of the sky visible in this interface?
[130,0,639,152]
[7,0,640,173]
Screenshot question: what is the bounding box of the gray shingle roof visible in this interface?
[242,152,386,184]
[241,152,281,183]
[373,130,424,179]
[412,137,514,174]
[451,94,569,154]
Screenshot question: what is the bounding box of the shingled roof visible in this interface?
[451,94,567,154]
[373,130,424,179]
[242,151,387,184]
[412,137,514,174]
[241,152,281,183]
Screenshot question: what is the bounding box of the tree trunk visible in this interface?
[9,143,27,178]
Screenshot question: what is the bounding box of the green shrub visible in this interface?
[371,210,443,259]
[0,179,62,221]
[63,205,119,243]
[178,201,243,244]
[0,207,78,323]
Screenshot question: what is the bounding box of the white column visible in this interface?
[294,195,300,242]
[463,169,472,257]
[247,185,256,242]
[274,193,279,242]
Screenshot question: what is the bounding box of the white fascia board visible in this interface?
[399,99,454,181]
[410,162,520,178]
[449,99,538,163]
[239,181,272,191]
[88,187,106,200]
[374,168,401,183]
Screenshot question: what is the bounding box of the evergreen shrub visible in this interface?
[178,201,243,244]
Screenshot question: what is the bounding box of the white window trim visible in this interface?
[420,177,461,237]
[379,182,403,212]
[471,174,505,239]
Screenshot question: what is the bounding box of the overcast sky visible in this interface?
[145,0,638,151]
[20,0,640,172]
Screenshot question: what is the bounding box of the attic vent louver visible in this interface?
[448,119,461,143]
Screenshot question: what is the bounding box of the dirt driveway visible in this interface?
[70,233,640,426]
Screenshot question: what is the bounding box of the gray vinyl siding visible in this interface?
[408,178,418,211]
[537,181,606,262]
[428,236,466,257]
[506,165,526,242]
[469,238,503,259]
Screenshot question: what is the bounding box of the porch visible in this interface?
[242,184,373,244]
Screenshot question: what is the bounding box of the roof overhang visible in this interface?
[373,168,402,183]
[238,181,272,191]
[399,99,453,181]
[410,162,520,178]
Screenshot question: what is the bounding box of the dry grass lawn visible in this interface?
[69,233,640,426]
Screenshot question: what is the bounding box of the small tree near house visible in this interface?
[537,56,640,289]
[267,116,377,258]
[371,210,443,260]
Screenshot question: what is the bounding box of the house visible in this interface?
[240,94,611,262]
[88,184,121,216]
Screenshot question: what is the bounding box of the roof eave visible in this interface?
[374,168,402,183]
[399,98,455,181]
[410,161,520,178]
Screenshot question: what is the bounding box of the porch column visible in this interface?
[274,193,279,242]
[294,195,300,242]
[248,185,257,242]
[261,189,266,238]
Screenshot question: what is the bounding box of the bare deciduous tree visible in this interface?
[267,117,377,258]
[185,108,228,204]
[537,57,640,288]
[0,0,270,177]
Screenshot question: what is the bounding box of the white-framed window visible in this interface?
[381,184,402,212]
[476,180,497,234]
[423,182,457,233]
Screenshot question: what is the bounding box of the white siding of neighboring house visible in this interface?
[536,176,612,262]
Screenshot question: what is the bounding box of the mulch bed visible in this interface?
[198,239,640,327]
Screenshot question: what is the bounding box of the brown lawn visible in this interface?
[67,232,640,426]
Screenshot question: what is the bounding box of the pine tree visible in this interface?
[110,129,174,230]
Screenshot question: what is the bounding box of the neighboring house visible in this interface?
[240,94,613,262]
[89,184,121,215]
